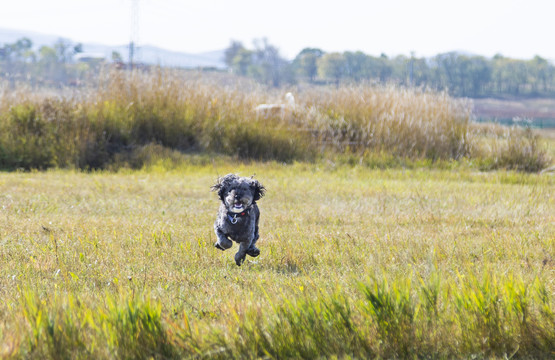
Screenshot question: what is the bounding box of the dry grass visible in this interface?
[0,163,553,358]
[300,85,473,160]
[1,70,550,172]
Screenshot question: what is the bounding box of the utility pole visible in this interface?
[129,0,140,69]
[409,51,415,86]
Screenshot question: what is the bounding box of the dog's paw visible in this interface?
[235,254,246,266]
[214,242,225,251]
[246,246,260,257]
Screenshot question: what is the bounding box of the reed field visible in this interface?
[0,69,551,171]
[0,71,553,358]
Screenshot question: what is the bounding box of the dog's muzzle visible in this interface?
[231,202,245,213]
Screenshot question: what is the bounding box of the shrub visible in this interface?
[484,127,550,172]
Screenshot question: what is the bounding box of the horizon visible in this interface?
[1,25,552,63]
[1,0,554,61]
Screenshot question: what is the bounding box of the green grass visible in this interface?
[0,162,553,358]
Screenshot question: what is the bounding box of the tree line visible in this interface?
[2,36,554,98]
[0,37,122,87]
[225,39,555,98]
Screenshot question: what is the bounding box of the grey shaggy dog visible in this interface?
[211,174,266,266]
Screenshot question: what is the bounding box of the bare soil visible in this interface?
[472,97,555,119]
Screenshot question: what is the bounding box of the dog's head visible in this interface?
[211,174,265,213]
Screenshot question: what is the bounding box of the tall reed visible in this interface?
[301,85,473,160]
[0,70,550,170]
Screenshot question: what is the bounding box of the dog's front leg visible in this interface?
[215,228,232,251]
[234,240,251,266]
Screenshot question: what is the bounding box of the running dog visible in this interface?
[211,174,265,266]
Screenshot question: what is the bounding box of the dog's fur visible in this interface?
[211,174,265,266]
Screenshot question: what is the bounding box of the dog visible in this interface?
[255,92,295,119]
[211,174,266,266]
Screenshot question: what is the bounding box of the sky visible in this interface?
[1,0,554,60]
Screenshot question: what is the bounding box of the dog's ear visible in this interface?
[250,179,266,202]
[211,174,237,201]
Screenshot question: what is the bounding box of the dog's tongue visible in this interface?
[232,203,244,213]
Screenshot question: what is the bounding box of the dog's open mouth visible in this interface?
[231,202,245,213]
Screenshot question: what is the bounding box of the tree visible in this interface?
[491,54,506,94]
[0,37,35,86]
[318,52,346,85]
[528,55,551,94]
[390,55,410,85]
[432,52,461,94]
[343,51,371,81]
[224,40,246,69]
[251,38,291,87]
[38,44,72,85]
[38,45,58,77]
[376,54,393,82]
[54,39,74,63]
[223,39,294,86]
[467,56,491,96]
[231,48,253,76]
[293,48,324,82]
[111,51,124,63]
[73,43,83,55]
[11,38,33,61]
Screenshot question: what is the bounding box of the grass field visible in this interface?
[0,161,553,358]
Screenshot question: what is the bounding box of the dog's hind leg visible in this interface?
[246,210,261,257]
[246,232,260,257]
[235,241,251,266]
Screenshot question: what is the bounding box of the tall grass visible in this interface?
[216,272,554,359]
[1,70,550,171]
[474,125,551,172]
[0,70,310,169]
[301,85,473,160]
[11,271,554,358]
[18,291,178,359]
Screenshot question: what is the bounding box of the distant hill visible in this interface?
[0,27,226,69]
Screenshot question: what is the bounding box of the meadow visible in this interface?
[0,163,552,359]
[0,71,553,358]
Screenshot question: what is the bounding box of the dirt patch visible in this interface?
[472,97,555,119]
